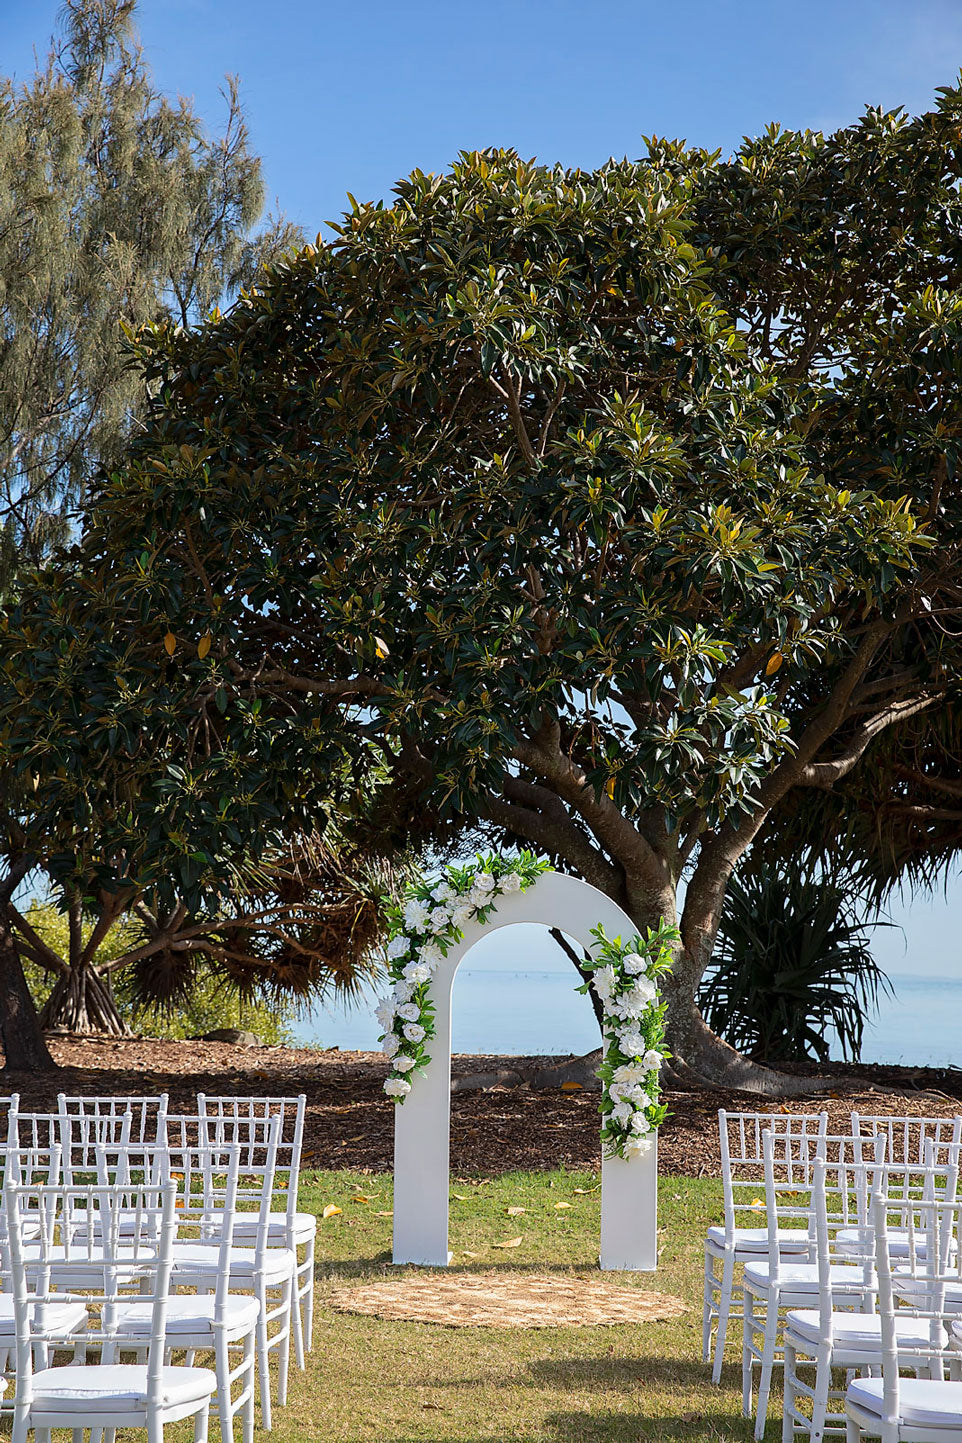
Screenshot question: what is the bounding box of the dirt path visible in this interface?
[5,1037,961,1178]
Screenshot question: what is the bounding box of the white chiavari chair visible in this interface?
[4,1170,216,1443]
[108,1139,257,1443]
[197,1093,314,1362]
[844,1189,962,1443]
[165,1111,292,1431]
[743,1130,884,1440]
[705,1109,828,1382]
[57,1093,169,1150]
[782,1142,957,1443]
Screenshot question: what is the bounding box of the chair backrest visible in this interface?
[3,1169,179,1420]
[851,1112,962,1166]
[197,1094,306,1236]
[762,1128,885,1284]
[4,1110,64,1188]
[165,1110,282,1267]
[871,1184,962,1418]
[719,1109,828,1241]
[57,1093,169,1149]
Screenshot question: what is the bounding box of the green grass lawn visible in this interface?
[257,1169,758,1443]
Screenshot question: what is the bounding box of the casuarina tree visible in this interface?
[0,0,303,1066]
[17,93,962,1089]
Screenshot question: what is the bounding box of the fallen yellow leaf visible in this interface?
[322,1204,342,1220]
[462,1250,478,1258]
[451,1193,468,1201]
[376,1211,393,1218]
[561,1081,582,1091]
[506,1206,526,1216]
[492,1236,523,1249]
[350,1194,371,1204]
[554,1202,572,1210]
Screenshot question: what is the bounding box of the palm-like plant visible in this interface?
[699,860,892,1063]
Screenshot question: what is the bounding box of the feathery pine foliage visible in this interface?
[0,0,300,583]
[11,90,962,1088]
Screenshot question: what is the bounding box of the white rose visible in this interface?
[591,965,618,1002]
[396,1002,421,1023]
[375,998,395,1030]
[393,1054,416,1072]
[386,935,410,961]
[472,872,495,894]
[622,951,649,975]
[625,1133,654,1155]
[429,906,451,929]
[610,1101,633,1123]
[393,980,415,1004]
[420,942,443,969]
[642,1049,663,1072]
[403,961,431,984]
[382,1033,400,1058]
[435,882,454,902]
[618,1029,645,1058]
[383,1077,411,1098]
[630,1111,652,1134]
[613,1062,646,1085]
[403,1022,425,1043]
[500,871,521,893]
[450,902,473,927]
[403,899,429,930]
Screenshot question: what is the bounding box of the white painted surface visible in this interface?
[392,871,659,1270]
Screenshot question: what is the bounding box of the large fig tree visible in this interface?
[21,92,962,1089]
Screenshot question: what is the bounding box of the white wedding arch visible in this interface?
[383,864,663,1271]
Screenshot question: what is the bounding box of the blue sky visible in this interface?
[6,1,962,240]
[5,0,962,985]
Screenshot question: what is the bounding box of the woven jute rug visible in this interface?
[329,1271,687,1328]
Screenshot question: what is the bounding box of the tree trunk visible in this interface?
[0,911,56,1071]
[40,963,130,1037]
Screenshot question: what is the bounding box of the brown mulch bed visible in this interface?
[4,1037,962,1178]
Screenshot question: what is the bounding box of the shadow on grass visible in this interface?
[385,1413,750,1443]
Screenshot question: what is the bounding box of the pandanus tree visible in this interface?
[13,89,962,1088]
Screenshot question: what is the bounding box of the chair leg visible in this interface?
[194,1400,210,1443]
[742,1289,756,1419]
[809,1350,832,1443]
[702,1245,716,1364]
[215,1330,234,1443]
[147,1410,164,1443]
[243,1329,256,1443]
[277,1279,292,1408]
[782,1340,797,1443]
[754,1293,781,1441]
[292,1270,306,1372]
[303,1234,315,1350]
[712,1250,736,1383]
[256,1307,272,1431]
[845,1417,861,1443]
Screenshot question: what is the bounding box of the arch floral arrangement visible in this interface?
[376,852,678,1160]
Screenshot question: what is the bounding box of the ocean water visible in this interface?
[291,921,962,1069]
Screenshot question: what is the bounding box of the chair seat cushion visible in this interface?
[30,1364,215,1412]
[707,1225,810,1254]
[743,1261,867,1293]
[0,1298,88,1336]
[787,1308,938,1350]
[848,1376,962,1427]
[170,1242,296,1285]
[895,1274,962,1313]
[836,1227,947,1261]
[228,1212,317,1244]
[113,1295,260,1337]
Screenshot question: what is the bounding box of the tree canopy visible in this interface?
[13,85,962,1088]
[0,0,300,580]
